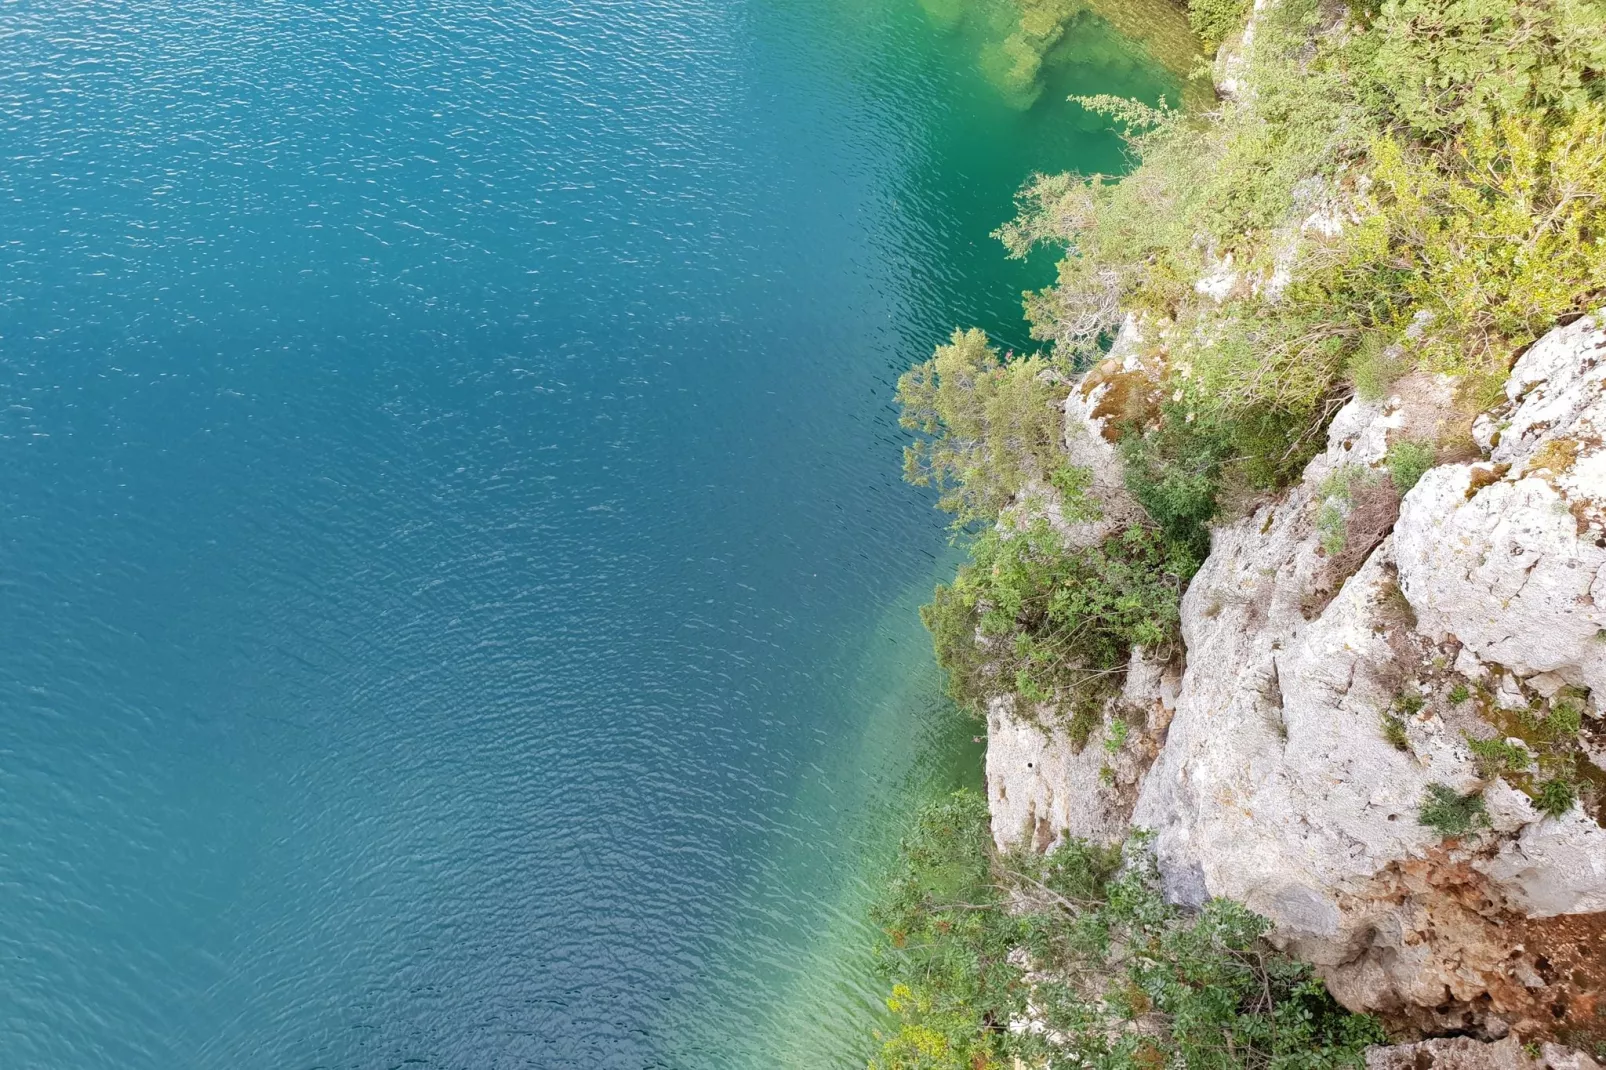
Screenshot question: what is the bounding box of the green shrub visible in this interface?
[1545,701,1584,738]
[1469,696,1598,816]
[1317,500,1349,556]
[1535,776,1579,817]
[1348,333,1410,401]
[1188,0,1251,48]
[1352,109,1606,375]
[1382,713,1410,751]
[898,328,1076,530]
[1419,782,1488,837]
[1118,403,1227,561]
[1386,439,1436,495]
[992,0,1606,517]
[1396,692,1426,715]
[1468,736,1532,777]
[870,794,1386,1070]
[1357,0,1606,143]
[919,582,996,714]
[869,790,1017,1070]
[1103,716,1130,755]
[924,517,1190,722]
[1448,681,1471,705]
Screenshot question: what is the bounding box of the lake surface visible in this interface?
[0,2,1181,1066]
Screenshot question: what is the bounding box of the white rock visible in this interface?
[1039,316,1155,548]
[1134,383,1468,922]
[988,318,1606,1036]
[1475,805,1606,917]
[1395,311,1606,695]
[1127,328,1606,1030]
[1454,646,1488,679]
[1367,1037,1601,1070]
[1194,252,1237,302]
[985,678,1153,853]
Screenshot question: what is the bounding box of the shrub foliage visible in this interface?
[921,517,1191,728]
[1011,0,1606,477]
[897,328,1072,531]
[869,792,1387,1070]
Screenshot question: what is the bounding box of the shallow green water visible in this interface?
[0,0,1185,1065]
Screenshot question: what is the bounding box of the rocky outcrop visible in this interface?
[987,315,1178,854]
[1396,313,1606,699]
[1123,314,1606,1042]
[1367,1037,1602,1070]
[1391,313,1606,927]
[1213,0,1269,98]
[986,647,1178,853]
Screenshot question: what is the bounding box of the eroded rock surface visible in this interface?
[984,661,1164,853]
[1367,1037,1602,1070]
[1122,316,1606,1041]
[982,313,1606,1042]
[1396,313,1606,698]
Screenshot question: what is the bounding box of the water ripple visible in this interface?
[0,0,1177,1066]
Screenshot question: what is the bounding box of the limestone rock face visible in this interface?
[984,652,1168,853]
[1055,314,1158,538]
[981,313,1606,1040]
[1395,313,1606,698]
[1126,317,1606,1041]
[1391,312,1606,926]
[1131,380,1475,946]
[1214,0,1271,98]
[1000,316,1156,551]
[1367,1037,1602,1070]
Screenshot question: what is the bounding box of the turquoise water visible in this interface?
[0,2,1179,1066]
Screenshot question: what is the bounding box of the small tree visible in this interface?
[897,328,1071,529]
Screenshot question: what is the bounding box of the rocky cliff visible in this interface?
[986,311,1606,1049]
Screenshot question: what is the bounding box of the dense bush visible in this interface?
[921,516,1190,738]
[1353,107,1606,377]
[899,328,1191,733]
[1384,440,1436,495]
[869,792,1387,1070]
[1187,0,1251,48]
[898,328,1073,531]
[1356,0,1606,143]
[1117,402,1227,561]
[999,0,1606,513]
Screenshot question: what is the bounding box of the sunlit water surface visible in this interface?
[0,1,1182,1066]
